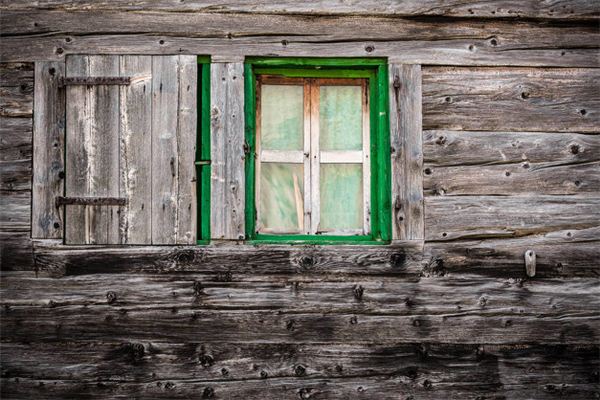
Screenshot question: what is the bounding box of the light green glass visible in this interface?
[319,163,363,232]
[259,163,304,232]
[319,85,362,151]
[260,84,303,150]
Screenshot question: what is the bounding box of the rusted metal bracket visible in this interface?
[56,196,128,207]
[58,77,131,87]
[525,250,536,277]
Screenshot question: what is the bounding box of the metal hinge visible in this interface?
[58,77,131,88]
[56,196,128,207]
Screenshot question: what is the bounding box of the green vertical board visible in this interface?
[319,85,362,151]
[260,85,304,151]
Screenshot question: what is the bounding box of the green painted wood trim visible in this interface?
[197,57,211,244]
[244,58,391,244]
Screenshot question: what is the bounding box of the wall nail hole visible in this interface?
[424,168,432,175]
[468,44,475,51]
[53,222,60,229]
[505,171,511,177]
[521,92,530,99]
[159,39,165,45]
[442,232,447,237]
[49,67,56,75]
[580,109,587,116]
[490,38,498,46]
[281,39,288,46]
[570,144,580,154]
[574,180,581,187]
[56,48,64,55]
[365,45,374,53]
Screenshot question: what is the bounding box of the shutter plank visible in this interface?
[32,61,65,239]
[390,64,424,240]
[119,56,152,244]
[65,55,120,244]
[151,56,179,244]
[210,62,245,240]
[175,55,197,244]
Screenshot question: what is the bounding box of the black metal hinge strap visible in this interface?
[58,77,131,87]
[56,196,128,207]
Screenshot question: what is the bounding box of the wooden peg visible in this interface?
[525,250,536,277]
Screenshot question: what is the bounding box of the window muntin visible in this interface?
[256,76,370,236]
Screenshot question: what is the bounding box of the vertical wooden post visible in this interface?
[210,61,245,240]
[389,64,424,241]
[32,61,65,239]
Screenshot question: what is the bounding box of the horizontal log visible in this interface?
[0,84,33,117]
[1,341,597,396]
[32,241,424,277]
[0,159,31,192]
[0,190,31,232]
[424,196,600,241]
[1,32,598,67]
[424,228,600,278]
[2,272,597,317]
[1,0,597,20]
[423,130,600,167]
[1,302,597,345]
[0,232,33,271]
[0,62,33,86]
[422,67,600,132]
[425,161,600,196]
[0,117,32,163]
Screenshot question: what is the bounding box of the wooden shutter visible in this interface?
[55,55,197,245]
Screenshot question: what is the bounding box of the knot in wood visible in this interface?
[298,255,315,270]
[106,291,117,304]
[299,388,314,399]
[199,354,214,368]
[286,319,296,331]
[172,248,195,263]
[202,386,215,399]
[353,285,364,301]
[423,379,433,389]
[260,370,268,379]
[193,281,205,296]
[294,364,306,376]
[349,316,358,325]
[390,253,407,269]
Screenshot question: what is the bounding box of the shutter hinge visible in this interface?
[58,77,131,88]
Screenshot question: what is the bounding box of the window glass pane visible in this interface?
[319,163,363,232]
[260,84,303,151]
[258,163,304,232]
[319,85,362,151]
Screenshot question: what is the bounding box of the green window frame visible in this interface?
[244,57,391,244]
[196,56,211,244]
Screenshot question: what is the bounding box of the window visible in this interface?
[244,58,391,244]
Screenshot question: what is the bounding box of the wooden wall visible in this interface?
[1,2,599,399]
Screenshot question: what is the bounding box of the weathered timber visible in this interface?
[1,341,597,396]
[32,241,423,277]
[210,62,245,240]
[390,64,423,240]
[424,227,600,278]
[423,67,600,132]
[0,191,30,232]
[1,301,597,345]
[0,159,30,192]
[0,62,34,84]
[1,1,598,19]
[423,130,600,167]
[55,196,128,206]
[0,83,33,117]
[32,61,65,239]
[0,117,32,162]
[58,76,130,86]
[0,232,33,271]
[1,20,599,67]
[425,196,600,241]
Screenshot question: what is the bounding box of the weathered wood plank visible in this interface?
[64,55,120,244]
[425,161,600,196]
[423,67,600,132]
[425,196,600,241]
[424,130,600,167]
[32,61,65,239]
[0,232,33,270]
[175,55,197,244]
[1,301,597,345]
[1,1,598,20]
[0,83,33,117]
[0,159,30,192]
[1,27,598,67]
[210,62,245,240]
[151,56,179,244]
[0,62,34,84]
[119,55,152,244]
[390,64,423,240]
[0,191,30,232]
[1,340,596,397]
[0,117,32,162]
[32,241,423,277]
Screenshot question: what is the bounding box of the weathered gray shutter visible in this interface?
[34,55,197,245]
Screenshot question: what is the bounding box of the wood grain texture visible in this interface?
[1,12,598,67]
[390,64,423,240]
[1,0,598,19]
[423,67,600,132]
[210,62,245,240]
[118,56,152,244]
[64,55,120,244]
[32,61,65,239]
[425,196,600,241]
